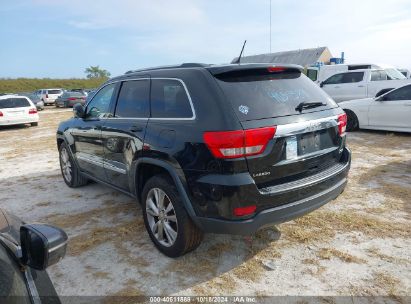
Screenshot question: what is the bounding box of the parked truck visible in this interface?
[319,68,411,102]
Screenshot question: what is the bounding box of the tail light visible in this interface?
[0,111,3,117]
[233,205,257,217]
[338,113,347,136]
[29,108,37,114]
[67,97,77,101]
[203,126,276,159]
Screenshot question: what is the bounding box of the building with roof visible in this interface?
[232,46,333,67]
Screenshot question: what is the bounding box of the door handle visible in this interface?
[334,86,340,88]
[358,85,365,88]
[129,125,143,132]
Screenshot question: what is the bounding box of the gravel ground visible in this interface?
[0,108,410,298]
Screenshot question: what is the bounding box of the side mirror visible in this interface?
[320,82,324,88]
[73,103,85,118]
[20,224,68,270]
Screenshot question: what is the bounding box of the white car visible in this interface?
[0,95,39,127]
[35,88,63,105]
[339,84,411,133]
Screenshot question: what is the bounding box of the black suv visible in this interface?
[57,63,351,257]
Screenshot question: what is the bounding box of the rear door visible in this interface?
[102,78,150,191]
[369,85,411,130]
[212,68,344,190]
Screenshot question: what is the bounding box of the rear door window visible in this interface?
[150,79,193,118]
[0,98,30,108]
[341,72,364,83]
[213,69,337,121]
[115,80,150,118]
[383,85,411,101]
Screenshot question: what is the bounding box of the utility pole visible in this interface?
[270,0,272,53]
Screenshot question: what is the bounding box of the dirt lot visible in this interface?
[0,109,410,297]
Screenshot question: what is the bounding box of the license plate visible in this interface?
[300,132,321,154]
[286,136,298,159]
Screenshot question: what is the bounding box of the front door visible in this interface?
[369,85,411,130]
[71,83,117,179]
[102,78,150,191]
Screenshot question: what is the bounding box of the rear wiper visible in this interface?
[295,102,326,113]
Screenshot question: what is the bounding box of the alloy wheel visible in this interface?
[146,188,178,247]
[60,147,72,183]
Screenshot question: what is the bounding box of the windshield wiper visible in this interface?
[295,102,326,113]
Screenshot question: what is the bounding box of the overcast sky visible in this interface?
[1,0,410,78]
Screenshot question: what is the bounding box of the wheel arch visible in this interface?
[133,158,201,228]
[343,108,360,129]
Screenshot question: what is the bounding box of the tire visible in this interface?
[31,122,38,127]
[345,109,359,132]
[59,142,88,187]
[142,175,203,257]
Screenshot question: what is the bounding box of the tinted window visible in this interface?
[86,84,115,118]
[214,70,337,121]
[341,72,364,83]
[323,73,344,85]
[306,69,318,81]
[151,79,193,118]
[47,90,62,94]
[383,85,411,101]
[66,92,84,97]
[115,80,149,118]
[371,71,388,81]
[0,98,30,109]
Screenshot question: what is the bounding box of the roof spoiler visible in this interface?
[206,63,303,75]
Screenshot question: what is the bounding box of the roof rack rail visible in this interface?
[125,63,211,74]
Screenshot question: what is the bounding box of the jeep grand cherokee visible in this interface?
[56,63,351,257]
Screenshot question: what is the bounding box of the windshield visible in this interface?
[385,68,406,80]
[214,69,337,121]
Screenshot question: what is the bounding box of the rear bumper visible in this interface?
[0,117,39,126]
[192,147,351,235]
[195,176,347,235]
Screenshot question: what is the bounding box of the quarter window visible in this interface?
[306,69,318,81]
[115,80,150,118]
[86,83,116,118]
[151,79,193,118]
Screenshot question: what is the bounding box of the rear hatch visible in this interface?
[47,89,63,100]
[0,97,34,119]
[210,65,345,191]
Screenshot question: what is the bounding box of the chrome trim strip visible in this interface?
[87,77,196,121]
[275,115,339,137]
[76,154,126,174]
[259,161,349,195]
[25,269,41,304]
[48,240,68,253]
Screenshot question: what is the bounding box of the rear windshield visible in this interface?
[65,92,84,97]
[214,69,337,121]
[0,98,30,109]
[47,90,62,94]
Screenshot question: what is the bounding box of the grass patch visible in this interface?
[317,248,366,263]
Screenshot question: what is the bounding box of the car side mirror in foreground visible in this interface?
[20,224,68,270]
[73,103,85,118]
[320,82,324,88]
